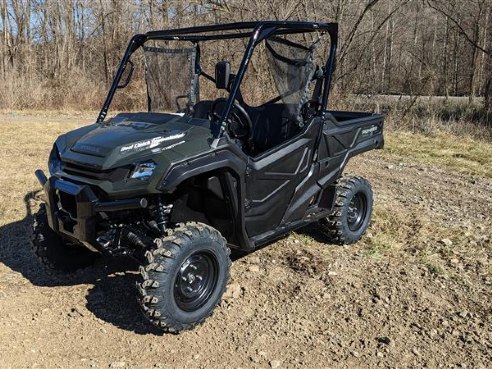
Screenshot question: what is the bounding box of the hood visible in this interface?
[57,112,212,170]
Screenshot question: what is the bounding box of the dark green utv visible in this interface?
[32,21,384,332]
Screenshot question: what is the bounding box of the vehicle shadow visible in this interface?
[0,191,161,334]
[84,269,163,335]
[296,223,334,244]
[0,191,326,335]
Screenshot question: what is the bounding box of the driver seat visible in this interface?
[190,100,213,119]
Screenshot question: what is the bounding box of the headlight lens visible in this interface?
[129,161,157,181]
[48,145,61,175]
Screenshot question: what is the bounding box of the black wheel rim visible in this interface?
[174,251,219,312]
[347,192,368,231]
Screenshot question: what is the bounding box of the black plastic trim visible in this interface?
[158,145,253,251]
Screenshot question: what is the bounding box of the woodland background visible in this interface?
[0,0,491,136]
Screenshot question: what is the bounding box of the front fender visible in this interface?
[157,148,247,193]
[157,147,254,251]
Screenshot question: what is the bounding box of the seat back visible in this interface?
[249,104,301,154]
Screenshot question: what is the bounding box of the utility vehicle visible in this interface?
[32,21,384,332]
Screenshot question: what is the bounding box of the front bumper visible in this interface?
[36,169,148,251]
[40,172,100,250]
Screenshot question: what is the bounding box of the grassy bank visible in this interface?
[384,131,492,178]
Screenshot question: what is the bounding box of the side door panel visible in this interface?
[244,122,319,236]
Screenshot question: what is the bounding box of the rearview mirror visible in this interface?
[117,60,135,89]
[215,61,230,90]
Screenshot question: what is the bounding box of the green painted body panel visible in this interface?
[53,113,214,198]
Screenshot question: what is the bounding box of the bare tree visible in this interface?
[0,0,490,111]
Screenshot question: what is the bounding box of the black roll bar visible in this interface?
[96,21,338,139]
[96,34,146,123]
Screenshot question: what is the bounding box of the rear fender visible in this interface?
[317,113,384,188]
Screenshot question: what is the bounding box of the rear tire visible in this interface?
[136,222,230,333]
[31,204,98,273]
[319,176,373,245]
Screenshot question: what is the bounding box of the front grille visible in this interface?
[57,190,77,219]
[55,190,78,233]
[61,162,130,181]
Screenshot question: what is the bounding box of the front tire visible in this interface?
[320,176,373,245]
[31,204,98,273]
[136,222,231,333]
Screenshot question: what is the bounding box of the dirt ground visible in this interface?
[0,114,490,369]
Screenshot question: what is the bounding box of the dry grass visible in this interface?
[0,118,84,226]
[334,94,492,141]
[383,131,492,178]
[0,72,108,111]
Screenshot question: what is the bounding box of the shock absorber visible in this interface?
[154,197,173,234]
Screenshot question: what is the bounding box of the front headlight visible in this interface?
[129,161,157,181]
[48,145,61,175]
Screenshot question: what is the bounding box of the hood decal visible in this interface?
[120,132,186,153]
[113,120,157,129]
[151,140,186,153]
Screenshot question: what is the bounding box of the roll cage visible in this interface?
[96,21,338,146]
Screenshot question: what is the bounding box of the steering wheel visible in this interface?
[210,98,253,148]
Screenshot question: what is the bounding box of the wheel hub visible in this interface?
[347,192,367,231]
[174,252,218,312]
